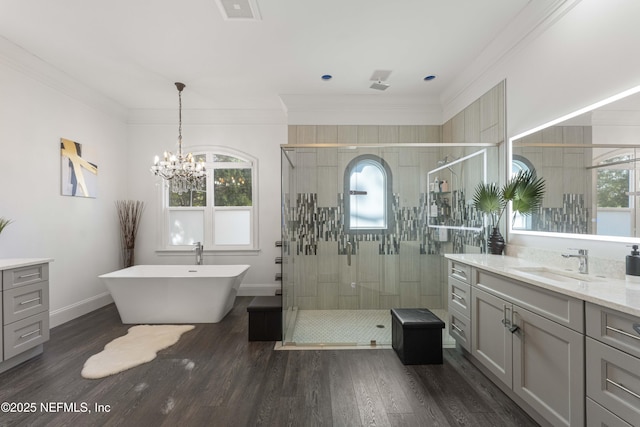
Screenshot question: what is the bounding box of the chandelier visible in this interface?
[150,82,206,194]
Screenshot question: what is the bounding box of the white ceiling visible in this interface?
[0,0,553,112]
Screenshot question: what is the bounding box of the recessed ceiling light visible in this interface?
[424,75,436,81]
[321,74,333,80]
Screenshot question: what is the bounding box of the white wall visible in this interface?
[444,0,640,264]
[0,54,128,326]
[3,0,638,327]
[126,109,286,293]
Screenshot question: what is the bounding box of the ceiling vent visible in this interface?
[216,0,262,20]
[369,70,392,91]
[370,81,390,91]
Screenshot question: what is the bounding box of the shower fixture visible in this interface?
[437,155,458,166]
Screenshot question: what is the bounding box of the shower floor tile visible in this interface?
[282,308,456,349]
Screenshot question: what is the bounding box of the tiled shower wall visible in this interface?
[282,141,452,311]
[514,125,593,233]
[282,82,506,312]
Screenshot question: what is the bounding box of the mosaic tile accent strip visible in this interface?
[283,191,486,255]
[533,193,590,234]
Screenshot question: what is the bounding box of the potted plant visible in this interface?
[473,170,545,254]
[0,217,13,235]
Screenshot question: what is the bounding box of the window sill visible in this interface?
[155,248,261,256]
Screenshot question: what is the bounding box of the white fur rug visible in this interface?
[81,325,195,379]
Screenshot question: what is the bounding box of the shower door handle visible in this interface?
[346,242,352,266]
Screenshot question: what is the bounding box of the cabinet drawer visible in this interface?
[448,308,471,352]
[448,277,470,318]
[448,260,470,284]
[2,264,48,290]
[476,269,584,332]
[586,337,640,426]
[586,398,632,427]
[3,312,49,360]
[3,281,49,324]
[586,302,640,359]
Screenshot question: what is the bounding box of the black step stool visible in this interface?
[247,296,282,341]
[391,308,445,365]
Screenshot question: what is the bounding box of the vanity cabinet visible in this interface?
[585,303,640,426]
[0,260,50,373]
[0,287,3,362]
[449,261,585,427]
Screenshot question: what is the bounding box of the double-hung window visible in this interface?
[160,148,258,251]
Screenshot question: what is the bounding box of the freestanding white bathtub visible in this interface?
[99,264,250,324]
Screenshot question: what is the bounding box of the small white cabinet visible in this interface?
[0,260,51,373]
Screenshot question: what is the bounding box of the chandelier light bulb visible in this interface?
[150,82,206,194]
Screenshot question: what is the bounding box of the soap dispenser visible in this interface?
[626,245,640,287]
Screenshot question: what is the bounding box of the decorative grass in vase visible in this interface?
[115,200,145,268]
[0,217,13,235]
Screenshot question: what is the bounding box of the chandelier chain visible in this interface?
[150,82,207,195]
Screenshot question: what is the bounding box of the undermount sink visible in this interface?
[512,266,603,283]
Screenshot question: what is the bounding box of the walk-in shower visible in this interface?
[280,143,499,347]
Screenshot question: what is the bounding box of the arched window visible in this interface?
[511,155,536,229]
[344,155,393,232]
[158,147,258,251]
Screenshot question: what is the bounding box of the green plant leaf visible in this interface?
[511,175,546,216]
[0,217,13,234]
[472,169,546,227]
[473,183,503,225]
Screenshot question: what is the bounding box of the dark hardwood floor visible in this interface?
[0,297,538,426]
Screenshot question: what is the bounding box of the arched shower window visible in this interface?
[344,155,393,232]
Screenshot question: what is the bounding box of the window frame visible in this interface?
[511,155,536,230]
[343,154,394,233]
[156,146,259,253]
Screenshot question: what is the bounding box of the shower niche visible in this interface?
[427,149,486,232]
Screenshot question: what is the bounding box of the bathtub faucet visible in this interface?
[193,241,204,265]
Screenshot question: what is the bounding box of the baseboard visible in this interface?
[50,286,277,327]
[238,283,280,296]
[49,292,114,328]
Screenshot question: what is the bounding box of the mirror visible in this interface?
[427,149,487,232]
[510,85,640,240]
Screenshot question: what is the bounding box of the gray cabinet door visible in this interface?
[472,287,512,386]
[512,306,584,427]
[0,290,3,362]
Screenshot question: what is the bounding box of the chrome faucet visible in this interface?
[193,241,203,265]
[562,248,588,274]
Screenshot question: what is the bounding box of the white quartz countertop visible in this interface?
[0,258,54,270]
[445,253,640,318]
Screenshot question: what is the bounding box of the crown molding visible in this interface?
[0,35,127,121]
[279,94,442,125]
[441,0,583,122]
[127,108,287,125]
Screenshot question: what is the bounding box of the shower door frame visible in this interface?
[280,142,500,346]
